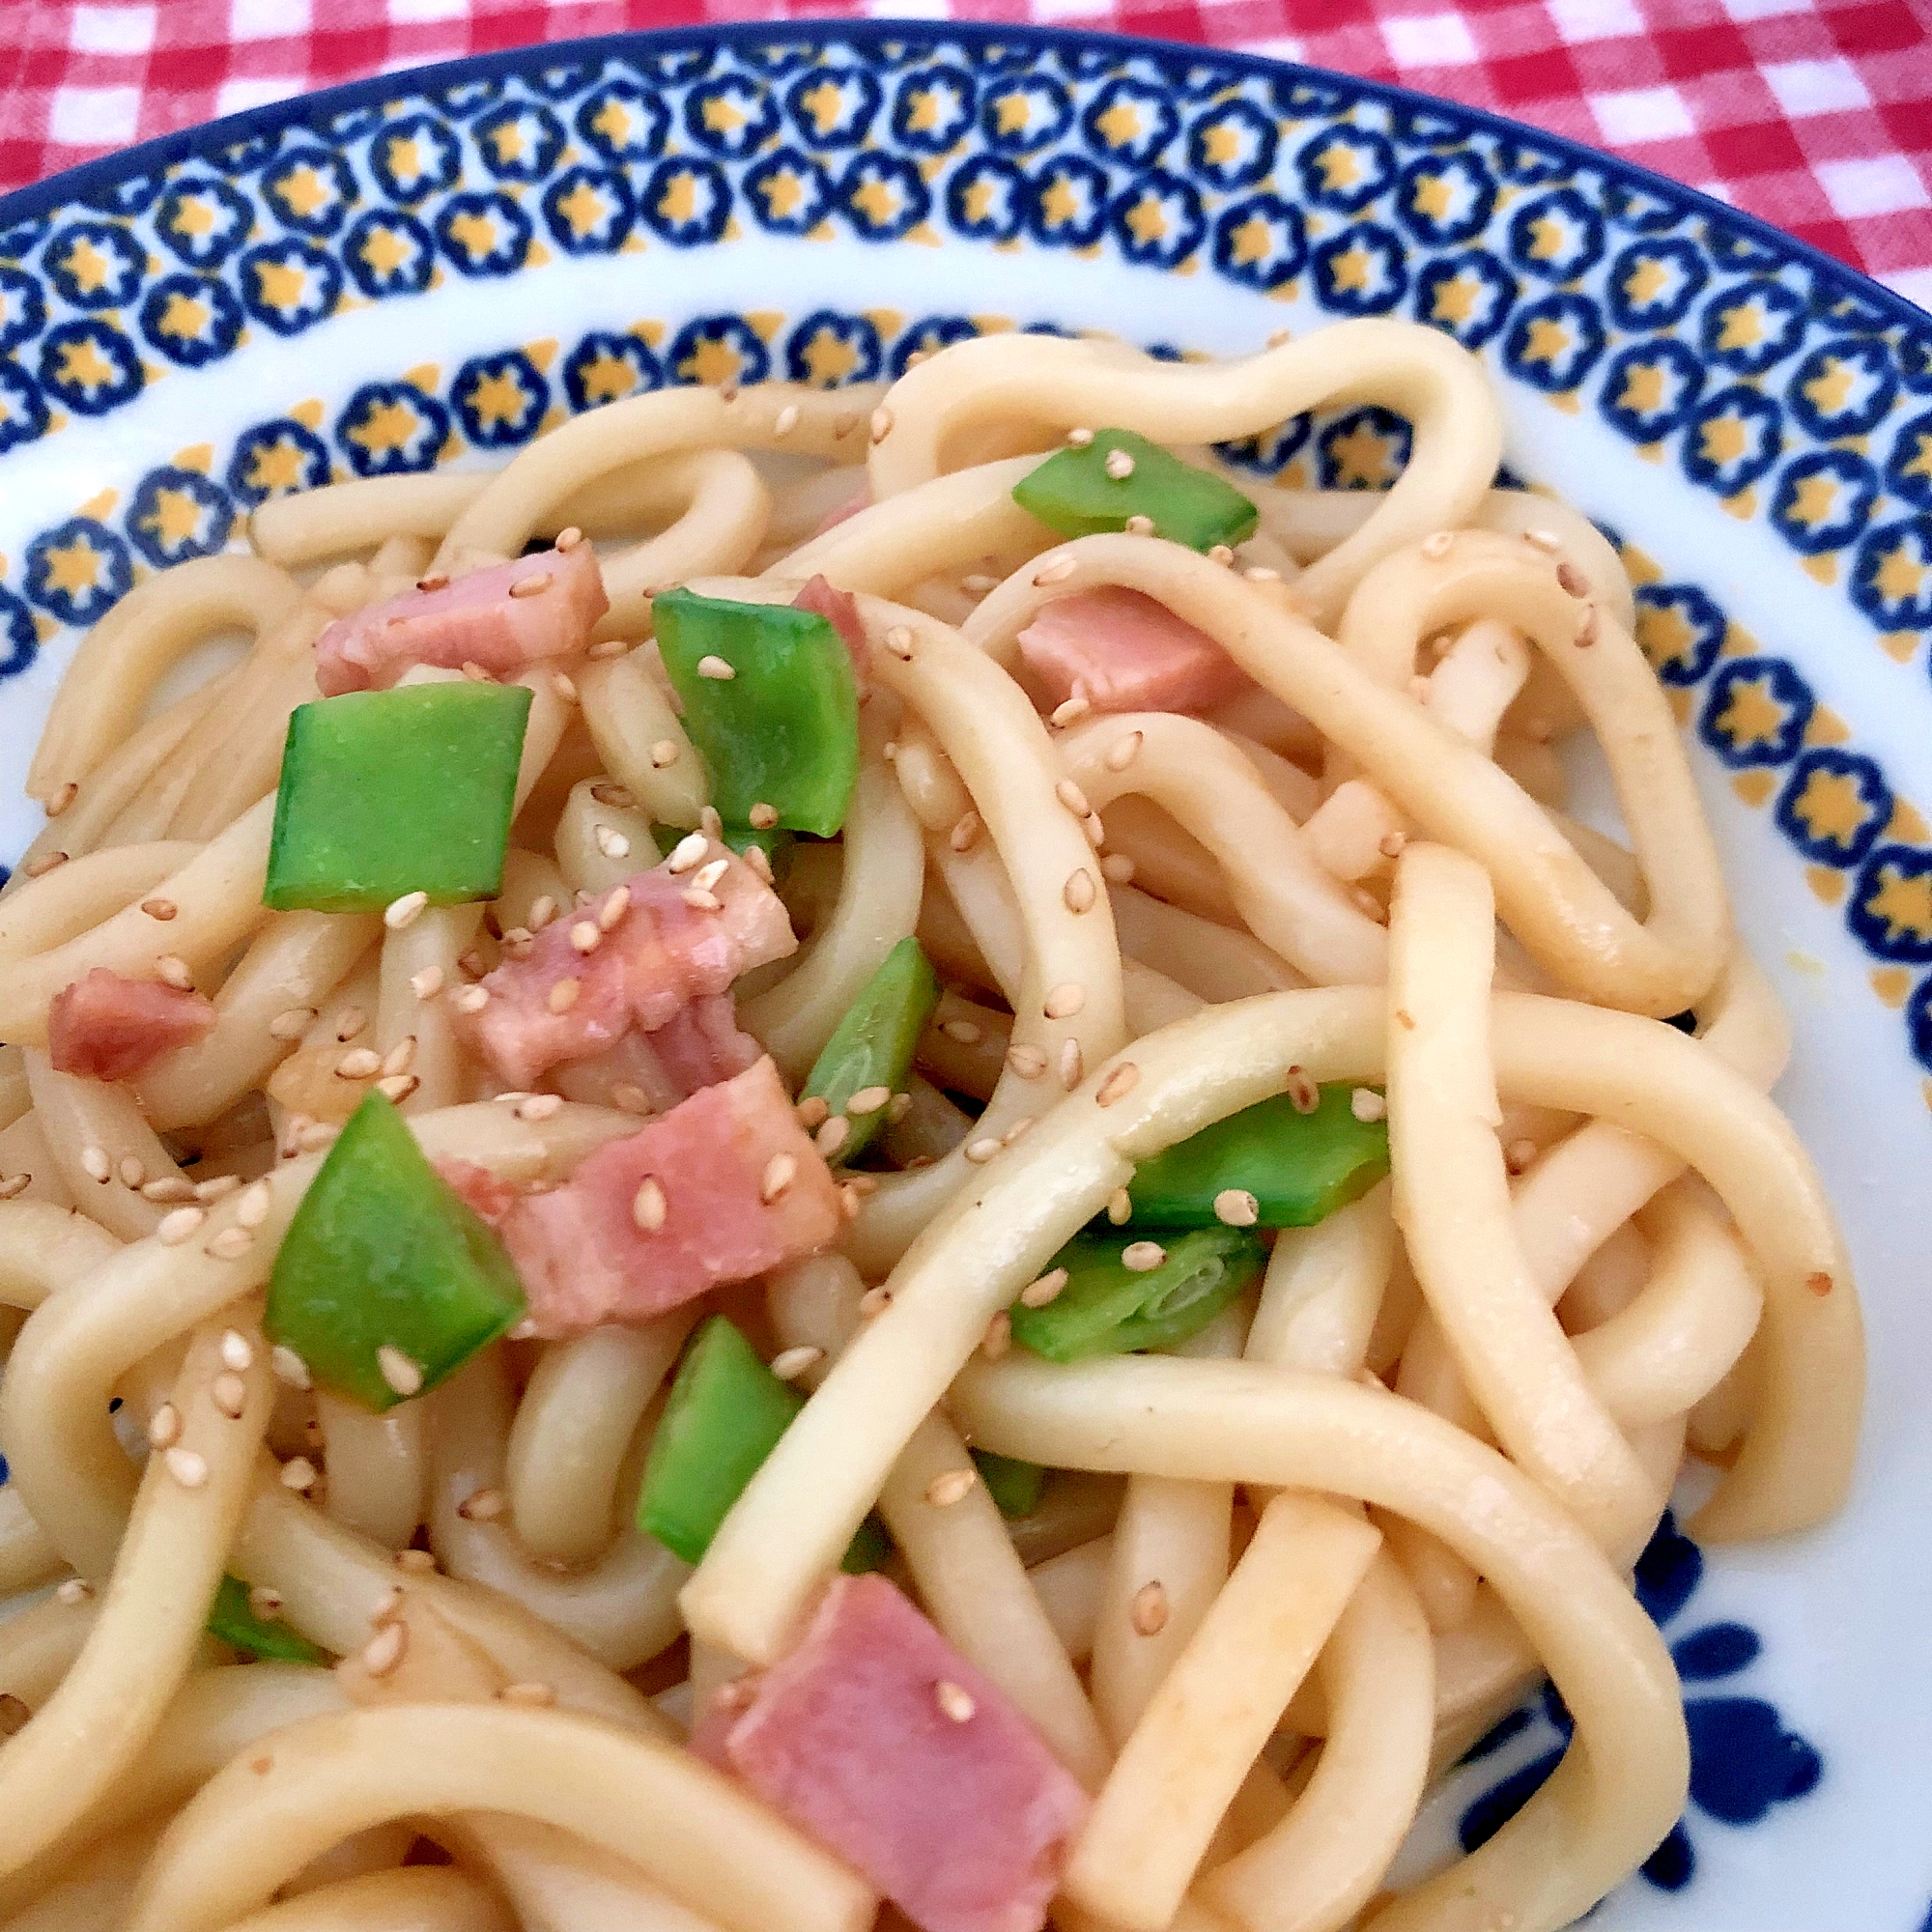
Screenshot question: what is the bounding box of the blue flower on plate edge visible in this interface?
[1460,1511,1820,1894]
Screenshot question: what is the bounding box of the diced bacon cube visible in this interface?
[498,1057,840,1337]
[793,575,867,669]
[455,840,796,1090]
[1017,588,1251,716]
[647,992,763,1095]
[48,969,215,1083]
[698,1575,1089,1932]
[314,544,609,696]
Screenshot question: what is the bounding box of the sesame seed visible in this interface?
[884,626,916,661]
[1044,982,1086,1019]
[79,1144,111,1183]
[1006,1043,1047,1079]
[563,920,600,959]
[1100,853,1135,884]
[271,1346,312,1390]
[1103,731,1144,774]
[396,1548,438,1573]
[1122,1241,1168,1275]
[1095,1062,1139,1107]
[1063,867,1097,916]
[361,1623,408,1678]
[1131,1580,1169,1635]
[297,1122,340,1152]
[551,672,580,705]
[1208,545,1236,567]
[1055,778,1090,817]
[218,1328,254,1373]
[859,1286,893,1319]
[213,1371,248,1419]
[458,1487,506,1521]
[719,383,739,404]
[0,1694,28,1737]
[155,955,194,992]
[1556,562,1589,598]
[207,1227,254,1261]
[384,892,428,931]
[596,888,632,934]
[1066,427,1094,446]
[1805,1270,1833,1296]
[592,822,633,864]
[416,573,452,592]
[1214,1188,1260,1228]
[815,1115,850,1158]
[377,1345,423,1398]
[1285,1067,1320,1114]
[197,1174,242,1203]
[1033,556,1078,587]
[1504,1138,1539,1176]
[409,964,446,1003]
[632,1177,668,1233]
[156,1205,205,1246]
[770,1345,823,1386]
[147,1404,182,1449]
[888,1092,913,1121]
[870,406,895,444]
[1103,448,1135,481]
[981,1312,1011,1359]
[1421,531,1455,560]
[499,1680,557,1707]
[846,1087,891,1117]
[22,852,68,877]
[693,858,730,895]
[450,984,489,1014]
[547,979,581,1014]
[926,1468,978,1508]
[461,661,493,683]
[1049,695,1092,728]
[380,1037,417,1079]
[43,780,79,820]
[0,1175,28,1201]
[796,1095,831,1129]
[1061,1038,1085,1090]
[56,1577,92,1605]
[142,1177,195,1202]
[683,887,722,913]
[1352,888,1387,923]
[1243,566,1281,583]
[650,739,680,769]
[280,1457,318,1493]
[554,526,584,553]
[668,833,709,874]
[1106,1186,1131,1225]
[1575,607,1600,648]
[964,1137,1002,1164]
[700,808,724,840]
[611,1083,654,1115]
[940,1018,982,1044]
[118,1154,145,1188]
[1124,514,1154,537]
[774,404,800,438]
[336,1046,382,1079]
[1084,812,1105,849]
[696,655,736,681]
[140,895,177,921]
[509,573,553,600]
[1020,1266,1068,1308]
[164,1446,209,1490]
[1524,528,1563,554]
[334,1007,367,1043]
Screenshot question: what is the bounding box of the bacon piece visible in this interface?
[435,1158,520,1227]
[314,544,608,696]
[647,993,763,1094]
[454,841,795,1090]
[793,575,867,669]
[698,1575,1089,1932]
[47,969,215,1082]
[1017,587,1251,715]
[498,1057,839,1337]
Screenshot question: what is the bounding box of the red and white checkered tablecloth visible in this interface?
[0,0,1927,308]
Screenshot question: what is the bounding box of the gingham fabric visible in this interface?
[0,0,1928,308]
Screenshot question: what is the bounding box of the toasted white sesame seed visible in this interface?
[1063,867,1097,914]
[1095,1062,1140,1107]
[926,1467,978,1508]
[164,1446,209,1490]
[396,1548,438,1574]
[1066,426,1094,446]
[815,1114,850,1158]
[297,1122,340,1153]
[745,842,775,884]
[1123,513,1156,538]
[1131,1579,1170,1635]
[1575,606,1600,648]
[696,654,736,681]
[564,920,600,958]
[242,1584,283,1621]
[870,405,895,444]
[1208,545,1236,567]
[859,1286,893,1320]
[610,1083,654,1116]
[771,1345,823,1383]
[218,1328,255,1374]
[208,1226,253,1261]
[360,1622,408,1677]
[939,1017,981,1044]
[0,1174,29,1201]
[335,1046,382,1079]
[1049,695,1092,727]
[1060,1037,1085,1091]
[280,1456,318,1493]
[888,1091,914,1121]
[459,1486,505,1521]
[197,1174,242,1203]
[550,670,580,705]
[498,1679,557,1708]
[771,402,802,440]
[461,660,493,683]
[515,1094,562,1122]
[796,1095,831,1129]
[1020,1266,1068,1308]
[733,801,778,835]
[1033,555,1078,586]
[1285,1067,1321,1114]
[961,572,1000,596]
[668,833,709,874]
[1378,832,1407,860]
[547,978,582,1015]
[1106,1186,1131,1225]
[1055,778,1090,817]
[376,1345,423,1398]
[1504,1138,1540,1177]
[138,895,177,922]
[213,1371,248,1418]
[333,1007,368,1042]
[1100,853,1136,884]
[402,963,443,1005]
[384,892,428,931]
[682,886,722,913]
[147,1404,182,1449]
[1346,1087,1384,1125]
[1044,981,1086,1020]
[964,1137,1002,1164]
[845,1086,890,1117]
[380,1037,417,1080]
[981,1311,1011,1360]
[1122,1240,1166,1273]
[141,1177,195,1203]
[1214,1188,1261,1228]
[649,738,681,769]
[1521,527,1562,554]
[117,1154,144,1188]
[1103,447,1135,481]
[1006,1043,1047,1079]
[592,821,632,864]
[631,1177,668,1234]
[452,982,494,1020]
[1420,531,1455,560]
[693,858,730,895]
[79,1144,111,1183]
[56,1577,93,1605]
[883,625,916,661]
[271,1346,311,1391]
[1556,562,1589,598]
[22,851,69,877]
[156,1205,205,1246]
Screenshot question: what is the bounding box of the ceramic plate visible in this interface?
[0,24,1926,1930]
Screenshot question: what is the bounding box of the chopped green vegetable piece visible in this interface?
[654,589,861,838]
[840,1514,893,1575]
[1126,1085,1388,1229]
[264,682,532,913]
[1012,430,1259,554]
[1009,1227,1266,1363]
[208,1575,327,1663]
[973,1450,1047,1519]
[266,1093,526,1411]
[801,937,940,1165]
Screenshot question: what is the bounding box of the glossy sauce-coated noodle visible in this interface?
[0,318,1864,1932]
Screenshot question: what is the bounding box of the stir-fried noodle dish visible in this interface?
[0,318,1863,1932]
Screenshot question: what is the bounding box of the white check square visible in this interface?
[48,84,140,144]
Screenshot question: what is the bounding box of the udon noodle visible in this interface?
[0,314,1863,1932]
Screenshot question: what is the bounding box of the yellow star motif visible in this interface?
[960,178,998,226]
[1521,317,1570,365]
[1328,245,1372,293]
[851,178,900,227]
[1410,174,1455,220]
[1901,432,1932,486]
[487,121,526,164]
[1431,274,1480,326]
[1787,473,1839,529]
[1635,602,1693,666]
[55,337,117,389]
[554,180,609,239]
[246,440,310,496]
[42,541,101,596]
[657,173,699,224]
[1715,676,1785,749]
[358,225,413,275]
[578,351,639,406]
[994,94,1031,136]
[1095,101,1142,148]
[680,337,741,386]
[1865,863,1932,944]
[347,401,420,456]
[1715,302,1764,352]
[1038,176,1080,228]
[798,79,844,136]
[446,210,501,260]
[1202,123,1242,167]
[759,171,806,221]
[143,487,205,548]
[1315,144,1359,190]
[1873,542,1927,604]
[61,237,113,295]
[1617,362,1666,414]
[592,99,634,147]
[171,195,216,238]
[1803,358,1856,416]
[1792,769,1869,845]
[1623,258,1670,305]
[465,369,529,429]
[252,259,307,310]
[1229,214,1273,268]
[1525,214,1567,261]
[1123,196,1168,246]
[384,135,423,185]
[905,88,943,134]
[700,95,748,134]
[155,292,209,341]
[275,165,332,218]
[1698,414,1749,468]
[1326,425,1392,488]
[801,328,858,386]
